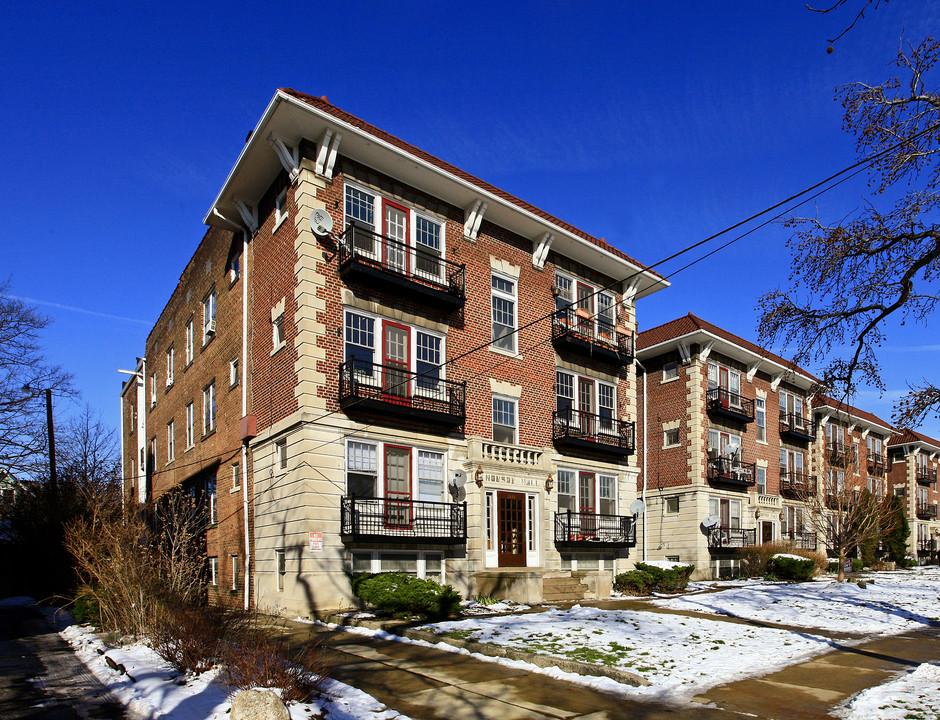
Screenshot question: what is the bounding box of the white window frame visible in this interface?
[231,462,241,491]
[185,319,194,365]
[490,272,517,353]
[343,308,447,392]
[483,490,539,568]
[209,557,218,586]
[664,427,680,448]
[555,369,617,433]
[229,357,239,387]
[166,420,175,463]
[755,397,766,443]
[492,395,518,445]
[207,476,217,525]
[231,554,239,592]
[350,550,446,582]
[663,361,679,382]
[345,439,446,503]
[165,346,174,387]
[707,361,742,406]
[149,372,157,408]
[779,391,805,428]
[276,438,288,471]
[275,188,288,228]
[228,249,240,284]
[185,402,194,449]
[756,466,767,494]
[202,290,216,345]
[275,549,286,592]
[202,382,216,435]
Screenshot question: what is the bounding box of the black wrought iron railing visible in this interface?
[828,441,852,466]
[707,456,756,486]
[784,530,817,550]
[552,408,635,454]
[868,454,887,476]
[918,539,938,553]
[554,510,636,545]
[338,360,466,423]
[339,225,466,302]
[340,496,467,543]
[779,412,813,439]
[707,527,756,548]
[917,467,937,485]
[916,503,938,520]
[780,471,816,498]
[706,388,755,422]
[551,307,634,362]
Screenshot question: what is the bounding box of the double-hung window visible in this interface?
[492,396,517,444]
[557,469,617,521]
[491,274,517,352]
[415,215,443,280]
[202,290,216,345]
[185,402,194,449]
[207,475,217,524]
[755,398,766,442]
[150,372,157,407]
[780,449,805,483]
[165,346,174,387]
[185,319,194,365]
[553,273,574,321]
[709,497,742,530]
[867,435,883,460]
[167,420,175,462]
[203,382,216,435]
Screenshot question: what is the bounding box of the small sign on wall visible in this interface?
[309,531,323,552]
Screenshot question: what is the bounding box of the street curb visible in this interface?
[397,627,650,687]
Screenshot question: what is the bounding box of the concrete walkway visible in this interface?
[284,597,940,720]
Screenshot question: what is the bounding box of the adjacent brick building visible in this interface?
[886,428,940,562]
[121,89,667,614]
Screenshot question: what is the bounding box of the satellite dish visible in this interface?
[630,499,646,516]
[309,208,334,236]
[450,469,467,488]
[450,485,467,503]
[702,515,720,529]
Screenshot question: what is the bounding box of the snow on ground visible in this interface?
[59,623,411,720]
[653,567,940,635]
[836,662,940,720]
[418,603,839,701]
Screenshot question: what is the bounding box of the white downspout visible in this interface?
[241,230,251,610]
[635,358,648,562]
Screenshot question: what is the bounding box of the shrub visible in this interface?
[852,558,864,573]
[768,554,816,582]
[218,634,327,703]
[613,570,654,595]
[351,572,462,620]
[828,561,840,574]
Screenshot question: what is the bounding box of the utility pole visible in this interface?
[45,388,56,494]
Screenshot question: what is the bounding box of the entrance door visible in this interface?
[579,472,597,538]
[384,446,411,528]
[383,200,408,274]
[578,378,594,436]
[761,521,773,544]
[497,491,526,567]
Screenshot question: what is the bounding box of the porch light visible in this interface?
[779,510,785,521]
[754,508,761,519]
[545,474,554,492]
[475,465,484,487]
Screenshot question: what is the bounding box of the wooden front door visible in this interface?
[497,491,526,567]
[761,521,774,544]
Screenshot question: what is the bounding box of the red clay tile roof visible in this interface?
[888,427,940,449]
[813,395,894,432]
[279,89,663,280]
[637,313,817,380]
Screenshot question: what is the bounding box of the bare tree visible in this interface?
[806,0,888,49]
[758,37,940,428]
[796,444,901,580]
[0,280,73,477]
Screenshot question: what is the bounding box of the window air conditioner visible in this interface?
[206,320,217,335]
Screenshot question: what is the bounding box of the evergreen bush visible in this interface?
[767,555,816,581]
[612,570,654,595]
[614,563,694,595]
[351,572,462,620]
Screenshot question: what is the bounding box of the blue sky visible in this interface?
[1,1,938,439]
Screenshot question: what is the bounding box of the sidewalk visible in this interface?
[283,598,940,720]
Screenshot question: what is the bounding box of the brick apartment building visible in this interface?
[120,89,667,615]
[635,314,819,578]
[886,428,940,563]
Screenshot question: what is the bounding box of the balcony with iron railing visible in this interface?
[707,453,756,489]
[784,530,817,550]
[552,408,635,457]
[868,454,887,477]
[828,441,852,467]
[917,467,937,486]
[554,510,637,547]
[338,225,466,309]
[340,496,467,544]
[918,539,938,553]
[550,307,634,365]
[338,360,466,427]
[779,471,817,499]
[707,526,756,549]
[779,412,814,442]
[916,503,938,520]
[706,388,755,423]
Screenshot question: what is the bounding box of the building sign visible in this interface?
[309,531,323,552]
[483,473,540,488]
